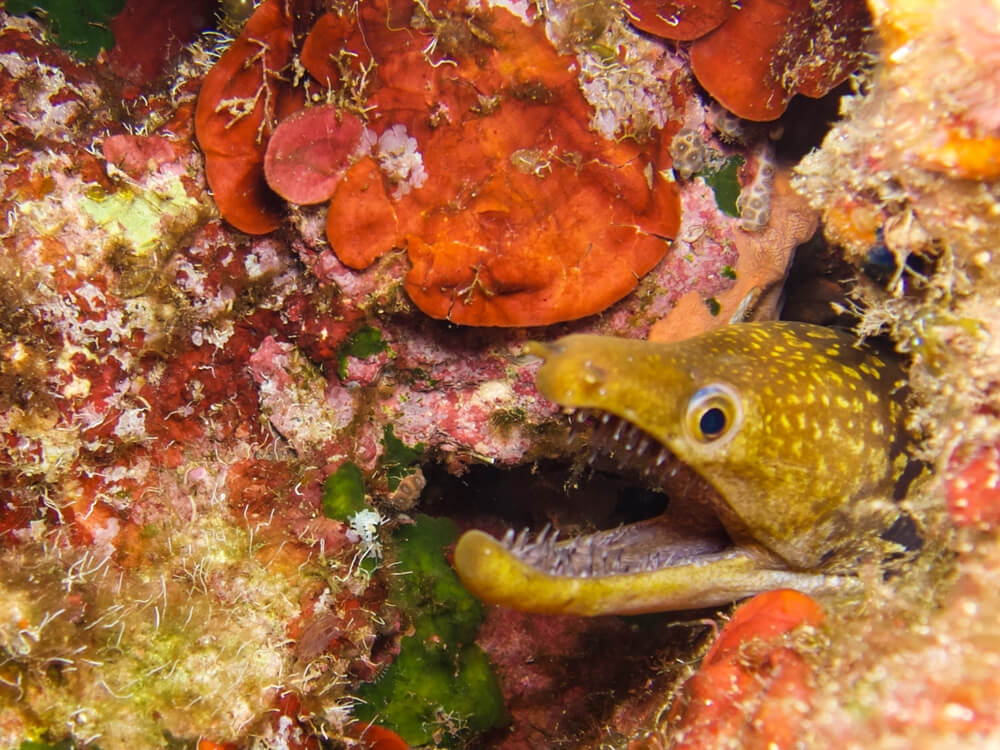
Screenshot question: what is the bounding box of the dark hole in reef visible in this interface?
[861,226,940,291]
[774,80,855,163]
[779,231,857,327]
[421,460,720,747]
[881,511,924,552]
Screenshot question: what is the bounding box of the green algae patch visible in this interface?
[337,325,388,378]
[378,424,425,491]
[322,462,367,521]
[18,740,76,750]
[79,180,200,258]
[7,0,125,60]
[700,155,745,217]
[355,515,505,747]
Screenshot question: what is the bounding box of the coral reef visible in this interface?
[0,1,760,745]
[3,0,1000,747]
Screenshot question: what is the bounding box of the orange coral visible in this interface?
[349,723,410,750]
[626,0,731,40]
[668,590,825,747]
[194,0,302,233]
[292,0,682,325]
[197,0,682,326]
[917,125,1000,180]
[628,0,733,41]
[626,0,871,121]
[690,0,870,121]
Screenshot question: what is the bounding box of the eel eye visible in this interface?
[686,384,742,444]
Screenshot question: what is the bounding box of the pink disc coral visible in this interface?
[263,106,365,205]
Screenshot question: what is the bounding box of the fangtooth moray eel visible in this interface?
[454,321,920,616]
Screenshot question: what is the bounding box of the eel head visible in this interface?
[454,322,918,615]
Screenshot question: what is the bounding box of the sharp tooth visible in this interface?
[535,523,551,545]
[501,528,515,547]
[612,421,625,441]
[514,528,530,551]
[655,449,668,467]
[601,412,612,425]
[636,437,649,454]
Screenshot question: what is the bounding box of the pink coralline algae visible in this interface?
[263,107,366,206]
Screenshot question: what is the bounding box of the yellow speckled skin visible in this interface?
[532,322,908,569]
[454,322,912,614]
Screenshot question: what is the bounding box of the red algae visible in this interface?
[194,0,300,233]
[946,442,1000,529]
[625,0,871,121]
[667,591,825,749]
[259,0,684,325]
[190,0,689,325]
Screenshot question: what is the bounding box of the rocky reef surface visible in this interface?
[0,0,998,748]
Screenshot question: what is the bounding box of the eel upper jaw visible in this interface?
[454,407,859,616]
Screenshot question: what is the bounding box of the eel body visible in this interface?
[454,321,917,615]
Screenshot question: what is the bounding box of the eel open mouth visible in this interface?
[497,408,733,578]
[453,407,851,616]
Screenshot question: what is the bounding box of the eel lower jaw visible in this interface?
[453,408,861,616]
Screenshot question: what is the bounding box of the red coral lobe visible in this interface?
[194,0,299,233]
[670,590,825,748]
[625,0,732,40]
[688,0,870,121]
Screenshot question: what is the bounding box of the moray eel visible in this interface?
[454,321,919,615]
